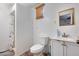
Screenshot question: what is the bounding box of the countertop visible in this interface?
[49,36,78,43]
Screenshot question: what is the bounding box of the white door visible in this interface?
[51,40,63,56]
[66,42,79,56]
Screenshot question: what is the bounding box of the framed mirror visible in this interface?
[59,8,74,26]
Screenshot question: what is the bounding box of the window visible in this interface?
[35,4,45,19]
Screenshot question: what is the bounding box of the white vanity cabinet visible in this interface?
[51,39,79,56]
[66,42,79,56]
[51,40,63,56]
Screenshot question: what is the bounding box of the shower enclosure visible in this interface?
[0,3,15,56]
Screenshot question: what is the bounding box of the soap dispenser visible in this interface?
[57,29,61,37]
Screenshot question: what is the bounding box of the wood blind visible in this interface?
[36,4,45,19]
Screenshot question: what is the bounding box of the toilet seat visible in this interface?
[30,44,44,53]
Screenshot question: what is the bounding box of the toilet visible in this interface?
[30,34,48,56]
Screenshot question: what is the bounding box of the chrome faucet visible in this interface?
[62,32,69,38]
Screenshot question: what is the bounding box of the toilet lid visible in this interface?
[30,44,44,50]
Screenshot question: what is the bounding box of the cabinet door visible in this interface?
[51,40,63,56]
[66,42,79,56]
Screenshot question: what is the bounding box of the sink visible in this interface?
[60,37,76,42]
[49,36,76,43]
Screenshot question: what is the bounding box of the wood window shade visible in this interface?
[36,4,45,19]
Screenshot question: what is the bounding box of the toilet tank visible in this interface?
[39,34,48,46]
[40,37,48,46]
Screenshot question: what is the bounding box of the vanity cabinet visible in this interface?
[51,39,79,56]
[51,40,63,56]
[66,42,79,56]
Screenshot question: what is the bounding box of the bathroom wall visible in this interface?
[0,4,11,52]
[55,3,79,40]
[33,3,79,44]
[15,4,33,55]
[33,4,58,44]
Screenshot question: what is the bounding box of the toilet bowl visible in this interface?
[30,44,44,53]
[30,34,48,56]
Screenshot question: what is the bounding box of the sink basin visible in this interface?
[49,36,76,43]
[60,37,76,42]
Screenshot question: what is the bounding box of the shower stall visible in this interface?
[0,3,15,56]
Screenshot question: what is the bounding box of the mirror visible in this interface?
[59,8,74,26]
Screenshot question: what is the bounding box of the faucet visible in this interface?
[62,32,69,38]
